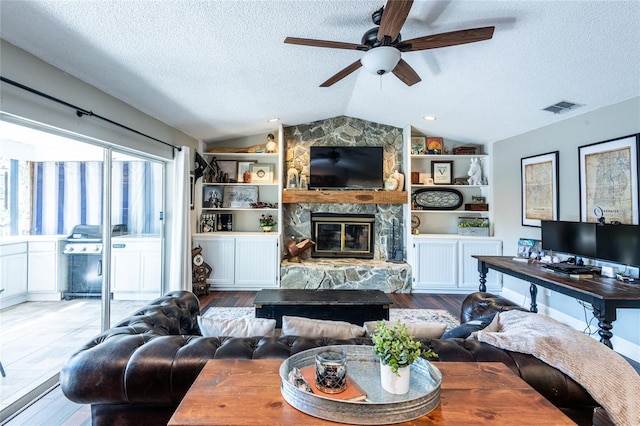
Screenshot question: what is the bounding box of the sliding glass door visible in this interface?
[109,149,164,326]
[0,118,165,421]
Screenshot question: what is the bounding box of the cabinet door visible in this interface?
[111,246,140,292]
[0,243,28,307]
[140,249,162,293]
[194,236,236,286]
[458,239,503,290]
[28,241,58,292]
[413,239,458,289]
[234,236,278,287]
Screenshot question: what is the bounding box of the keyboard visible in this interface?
[544,264,596,275]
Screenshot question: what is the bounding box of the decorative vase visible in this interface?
[380,361,411,395]
[261,225,273,232]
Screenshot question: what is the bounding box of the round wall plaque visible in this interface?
[413,188,464,210]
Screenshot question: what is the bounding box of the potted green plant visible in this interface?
[259,214,276,232]
[371,320,437,394]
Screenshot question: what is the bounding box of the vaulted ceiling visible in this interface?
[1,1,639,145]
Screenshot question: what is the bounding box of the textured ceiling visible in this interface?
[1,1,639,145]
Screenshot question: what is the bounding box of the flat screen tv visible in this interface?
[541,220,597,259]
[596,224,640,267]
[309,146,383,190]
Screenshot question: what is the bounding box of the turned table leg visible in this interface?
[529,284,538,313]
[477,260,488,292]
[592,305,614,349]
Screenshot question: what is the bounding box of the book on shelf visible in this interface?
[299,366,367,402]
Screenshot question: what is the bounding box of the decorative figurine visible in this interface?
[467,158,482,185]
[266,133,277,153]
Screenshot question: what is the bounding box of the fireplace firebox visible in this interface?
[311,213,375,259]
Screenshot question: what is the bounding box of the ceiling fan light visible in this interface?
[361,46,401,76]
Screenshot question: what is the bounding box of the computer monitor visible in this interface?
[596,224,640,268]
[541,220,597,259]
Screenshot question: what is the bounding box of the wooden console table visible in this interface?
[474,255,640,348]
[168,359,573,425]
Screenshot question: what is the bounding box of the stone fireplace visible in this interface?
[311,213,375,259]
[278,116,412,293]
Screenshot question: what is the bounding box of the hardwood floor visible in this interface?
[3,291,625,426]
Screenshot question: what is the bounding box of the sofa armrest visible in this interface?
[460,291,528,323]
[115,290,201,335]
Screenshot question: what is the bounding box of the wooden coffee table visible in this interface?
[253,289,392,327]
[168,359,574,425]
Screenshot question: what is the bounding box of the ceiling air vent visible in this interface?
[542,101,582,114]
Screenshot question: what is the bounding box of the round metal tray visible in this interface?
[279,345,442,425]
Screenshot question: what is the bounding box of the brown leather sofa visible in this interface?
[60,291,598,426]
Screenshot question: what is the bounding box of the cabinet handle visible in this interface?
[98,260,103,277]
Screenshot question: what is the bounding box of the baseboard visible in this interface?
[501,288,640,363]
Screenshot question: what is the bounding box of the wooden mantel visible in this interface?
[282,190,408,204]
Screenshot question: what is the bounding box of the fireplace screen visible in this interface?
[311,213,375,259]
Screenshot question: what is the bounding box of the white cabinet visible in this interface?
[413,238,458,289]
[411,236,502,293]
[110,237,162,300]
[193,234,279,289]
[458,239,503,290]
[195,235,235,286]
[27,238,66,301]
[0,241,28,308]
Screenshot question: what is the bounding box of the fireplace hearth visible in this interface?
[311,213,375,259]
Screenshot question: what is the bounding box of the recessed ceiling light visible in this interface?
[267,118,280,123]
[423,116,437,121]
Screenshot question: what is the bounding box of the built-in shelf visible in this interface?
[282,190,408,204]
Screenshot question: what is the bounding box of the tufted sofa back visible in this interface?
[59,291,598,426]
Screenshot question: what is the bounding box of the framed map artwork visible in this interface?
[579,134,639,224]
[521,151,559,227]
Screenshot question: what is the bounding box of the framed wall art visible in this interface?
[215,213,233,231]
[426,137,443,154]
[411,136,425,155]
[222,185,259,208]
[579,134,639,224]
[203,185,223,208]
[431,160,453,185]
[216,160,238,183]
[190,174,195,210]
[237,161,255,183]
[521,151,559,227]
[250,163,274,183]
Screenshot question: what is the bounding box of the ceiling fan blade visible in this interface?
[392,59,421,86]
[378,0,414,42]
[285,37,368,51]
[320,60,363,87]
[399,26,495,52]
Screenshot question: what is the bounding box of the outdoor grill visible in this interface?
[62,224,127,299]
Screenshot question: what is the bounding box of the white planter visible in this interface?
[380,361,411,395]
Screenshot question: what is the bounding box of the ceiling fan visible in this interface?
[284,0,494,87]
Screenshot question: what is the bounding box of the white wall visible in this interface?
[492,96,640,361]
[1,39,200,292]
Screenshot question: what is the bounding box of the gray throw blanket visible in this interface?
[469,310,640,425]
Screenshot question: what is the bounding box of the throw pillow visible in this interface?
[281,316,365,338]
[197,316,276,337]
[363,321,447,339]
[441,313,496,339]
